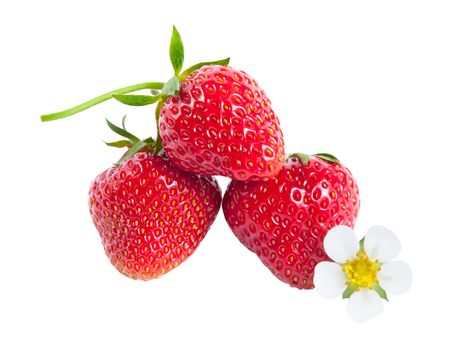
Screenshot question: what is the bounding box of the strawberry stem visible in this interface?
[154,98,165,149]
[40,82,164,122]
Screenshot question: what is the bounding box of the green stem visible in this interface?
[41,82,165,122]
[153,134,163,154]
[154,98,166,149]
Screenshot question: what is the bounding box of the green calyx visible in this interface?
[40,25,229,123]
[287,152,340,165]
[179,57,230,81]
[161,75,180,96]
[287,153,310,165]
[341,283,388,301]
[372,283,389,301]
[314,153,340,163]
[342,284,358,299]
[105,116,162,165]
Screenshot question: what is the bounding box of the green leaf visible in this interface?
[116,140,150,165]
[142,137,156,144]
[179,57,230,80]
[161,75,180,96]
[112,94,159,106]
[314,153,340,163]
[106,119,140,143]
[372,284,389,301]
[169,25,184,75]
[287,153,310,165]
[115,137,157,164]
[121,115,128,130]
[342,284,358,299]
[104,140,131,148]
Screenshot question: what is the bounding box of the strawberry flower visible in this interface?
[313,226,412,322]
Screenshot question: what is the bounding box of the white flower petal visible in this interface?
[323,225,359,263]
[313,262,347,299]
[364,226,401,262]
[347,289,384,323]
[379,261,412,295]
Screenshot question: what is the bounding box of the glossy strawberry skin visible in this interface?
[222,156,360,289]
[159,65,285,181]
[89,152,222,280]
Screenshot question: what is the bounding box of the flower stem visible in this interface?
[41,82,164,122]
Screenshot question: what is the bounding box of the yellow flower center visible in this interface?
[343,251,380,290]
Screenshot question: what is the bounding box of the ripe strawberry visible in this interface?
[89,151,222,280]
[159,65,285,180]
[222,153,360,289]
[40,26,285,181]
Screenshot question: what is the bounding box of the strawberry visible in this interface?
[40,110,222,280]
[159,65,284,180]
[222,153,360,289]
[89,151,222,280]
[40,26,285,181]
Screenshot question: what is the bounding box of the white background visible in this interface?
[1,0,466,348]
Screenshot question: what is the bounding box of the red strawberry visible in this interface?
[40,26,285,181]
[222,153,360,289]
[89,151,222,280]
[159,65,285,180]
